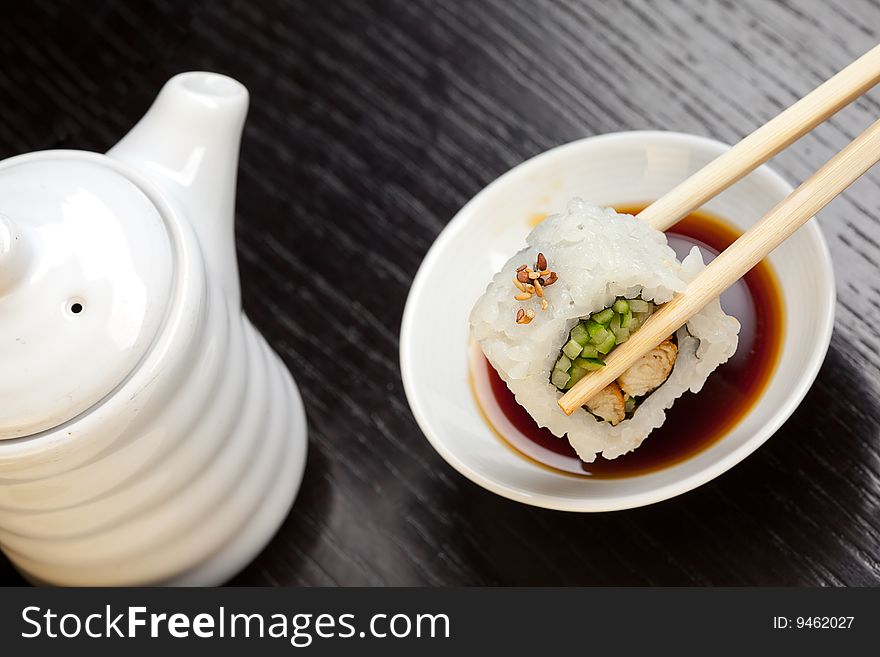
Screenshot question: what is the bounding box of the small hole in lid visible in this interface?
[66,298,85,316]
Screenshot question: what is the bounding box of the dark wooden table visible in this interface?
[2,0,879,586]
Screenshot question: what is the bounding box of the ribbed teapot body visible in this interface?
[0,196,307,586]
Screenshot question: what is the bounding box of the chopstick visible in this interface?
[558,116,880,416]
[638,43,880,232]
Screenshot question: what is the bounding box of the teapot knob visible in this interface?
[0,214,29,295]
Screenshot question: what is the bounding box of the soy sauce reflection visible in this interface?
[484,206,785,478]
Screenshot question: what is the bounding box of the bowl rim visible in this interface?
[400,130,836,512]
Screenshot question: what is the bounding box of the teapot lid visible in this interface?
[0,153,174,440]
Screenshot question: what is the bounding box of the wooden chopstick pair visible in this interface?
[558,43,880,416]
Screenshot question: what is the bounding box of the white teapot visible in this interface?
[0,73,308,585]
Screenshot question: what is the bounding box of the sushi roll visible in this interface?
[469,199,740,462]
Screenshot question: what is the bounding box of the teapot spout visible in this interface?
[108,72,249,311]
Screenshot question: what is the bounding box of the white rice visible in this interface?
[469,198,740,462]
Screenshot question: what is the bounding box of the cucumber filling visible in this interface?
[549,296,678,424]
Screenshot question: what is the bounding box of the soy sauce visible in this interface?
[477,206,784,478]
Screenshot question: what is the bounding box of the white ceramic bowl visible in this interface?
[400,131,835,512]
